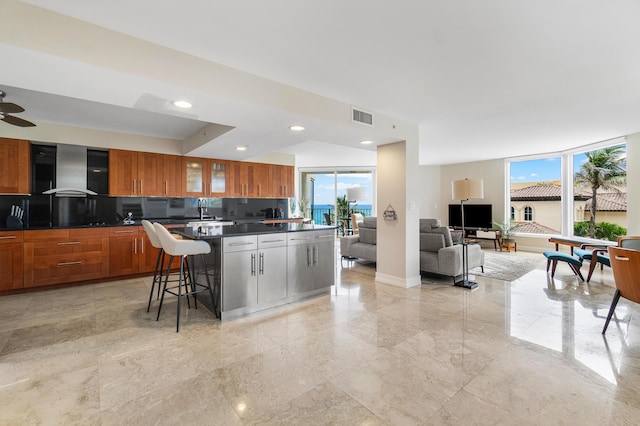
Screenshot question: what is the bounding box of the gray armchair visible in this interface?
[340,216,377,263]
[419,219,484,282]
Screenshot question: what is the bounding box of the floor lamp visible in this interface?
[346,187,365,234]
[452,178,484,289]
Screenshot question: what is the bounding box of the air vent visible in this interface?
[352,107,373,126]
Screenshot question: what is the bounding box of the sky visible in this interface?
[308,172,372,206]
[509,153,588,183]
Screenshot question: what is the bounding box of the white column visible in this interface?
[375,138,421,288]
[626,133,640,235]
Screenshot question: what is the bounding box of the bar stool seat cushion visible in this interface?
[153,223,210,256]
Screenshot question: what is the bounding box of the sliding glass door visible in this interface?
[300,169,375,232]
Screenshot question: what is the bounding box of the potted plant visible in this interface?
[493,220,517,247]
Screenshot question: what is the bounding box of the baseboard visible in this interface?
[375,272,422,288]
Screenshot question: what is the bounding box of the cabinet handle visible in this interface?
[57,261,82,266]
[290,237,311,241]
[58,241,80,245]
[317,235,333,239]
[262,239,285,243]
[0,235,17,240]
[251,253,256,276]
[313,246,318,265]
[134,238,137,254]
[114,230,135,234]
[140,180,143,194]
[229,242,255,246]
[141,237,145,253]
[259,252,264,275]
[165,181,168,195]
[307,246,311,267]
[133,179,137,195]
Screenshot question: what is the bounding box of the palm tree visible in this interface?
[574,145,626,238]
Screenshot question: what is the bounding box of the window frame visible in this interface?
[506,137,626,237]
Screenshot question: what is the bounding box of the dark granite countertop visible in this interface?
[172,223,335,239]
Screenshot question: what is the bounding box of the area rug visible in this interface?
[470,251,543,282]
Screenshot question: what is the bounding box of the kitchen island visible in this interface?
[172,223,335,321]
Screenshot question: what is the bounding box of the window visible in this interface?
[507,138,627,242]
[508,156,562,234]
[572,143,627,241]
[299,169,375,227]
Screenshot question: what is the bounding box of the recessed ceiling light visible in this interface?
[360,140,374,145]
[172,100,192,109]
[289,125,305,131]
[236,146,247,151]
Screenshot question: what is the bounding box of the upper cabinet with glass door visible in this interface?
[182,157,228,197]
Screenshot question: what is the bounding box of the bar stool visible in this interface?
[153,223,216,332]
[141,220,166,312]
[142,220,192,312]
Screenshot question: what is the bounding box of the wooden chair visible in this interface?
[618,235,640,251]
[602,246,640,334]
[351,213,364,234]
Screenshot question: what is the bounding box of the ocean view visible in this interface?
[308,204,373,224]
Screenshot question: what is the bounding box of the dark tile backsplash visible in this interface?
[0,195,289,229]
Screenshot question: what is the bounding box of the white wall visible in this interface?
[418,164,442,220]
[439,159,506,225]
[627,133,640,235]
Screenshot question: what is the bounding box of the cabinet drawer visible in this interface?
[0,230,23,244]
[24,237,109,287]
[24,251,106,288]
[313,230,335,242]
[258,233,287,249]
[24,229,69,242]
[109,226,139,237]
[223,235,258,252]
[287,232,314,246]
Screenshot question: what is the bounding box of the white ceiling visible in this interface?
[4,0,640,165]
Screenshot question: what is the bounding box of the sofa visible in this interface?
[340,216,377,262]
[420,219,484,282]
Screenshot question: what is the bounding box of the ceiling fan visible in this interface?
[0,90,36,127]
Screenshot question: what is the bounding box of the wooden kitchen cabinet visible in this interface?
[109,149,139,196]
[23,228,109,288]
[182,157,228,197]
[271,165,294,197]
[228,161,272,198]
[109,226,161,276]
[161,154,182,196]
[109,149,181,196]
[0,230,24,291]
[0,138,30,194]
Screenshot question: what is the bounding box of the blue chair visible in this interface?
[543,251,584,280]
[574,244,610,282]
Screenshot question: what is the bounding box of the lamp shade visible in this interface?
[346,186,366,201]
[452,178,484,201]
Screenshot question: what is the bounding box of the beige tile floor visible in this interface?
[1,248,639,425]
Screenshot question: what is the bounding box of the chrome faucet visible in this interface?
[198,198,209,220]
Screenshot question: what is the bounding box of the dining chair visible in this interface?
[602,246,640,334]
[618,235,640,251]
[351,213,364,235]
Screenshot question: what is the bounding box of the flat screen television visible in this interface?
[448,204,493,230]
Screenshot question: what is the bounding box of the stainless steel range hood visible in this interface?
[42,144,97,196]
